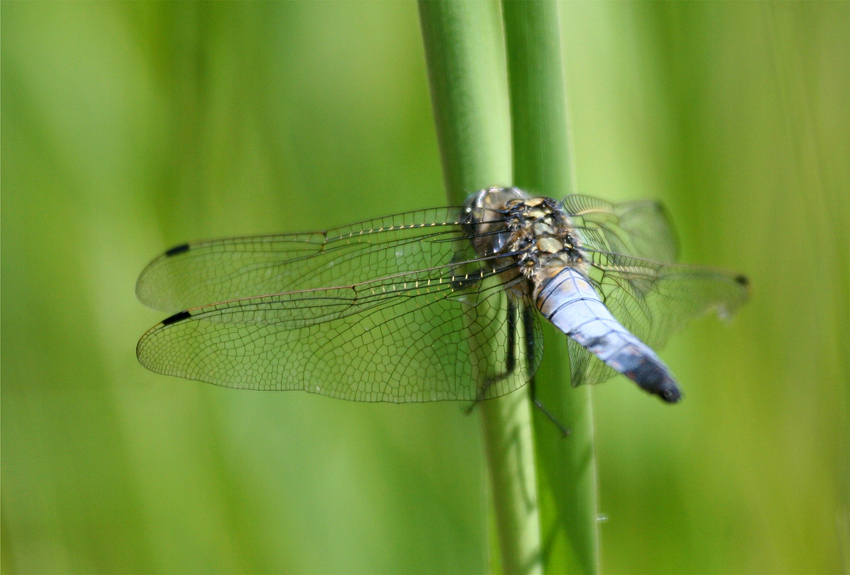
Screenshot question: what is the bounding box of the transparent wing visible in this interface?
[136,207,478,314]
[561,195,745,387]
[563,195,679,263]
[566,339,619,389]
[136,263,543,403]
[569,250,749,387]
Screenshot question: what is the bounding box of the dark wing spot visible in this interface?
[161,310,192,326]
[734,275,749,287]
[165,243,190,257]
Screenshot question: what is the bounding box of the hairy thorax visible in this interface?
[463,187,587,298]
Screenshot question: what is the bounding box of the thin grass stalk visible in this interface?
[502,2,600,573]
[419,2,543,574]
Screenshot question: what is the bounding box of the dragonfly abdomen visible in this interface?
[535,266,682,403]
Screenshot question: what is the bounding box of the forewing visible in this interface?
[137,207,478,314]
[563,195,678,263]
[136,261,541,403]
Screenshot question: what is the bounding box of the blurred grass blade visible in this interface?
[419,2,543,573]
[503,1,600,573]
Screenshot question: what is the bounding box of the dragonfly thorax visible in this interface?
[463,187,587,292]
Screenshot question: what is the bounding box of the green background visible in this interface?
[3,2,848,573]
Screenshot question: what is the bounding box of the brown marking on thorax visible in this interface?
[464,187,588,295]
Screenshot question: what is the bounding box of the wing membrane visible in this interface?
[137,264,542,402]
[558,195,747,387]
[137,207,486,314]
[563,195,679,263]
[568,250,748,386]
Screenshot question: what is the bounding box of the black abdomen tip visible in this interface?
[629,359,682,403]
[659,382,682,403]
[161,310,192,326]
[734,274,749,287]
[165,243,190,257]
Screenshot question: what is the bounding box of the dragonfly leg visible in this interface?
[529,380,570,437]
[525,306,570,437]
[465,303,569,436]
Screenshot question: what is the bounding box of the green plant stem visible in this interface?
[502,2,599,573]
[418,0,511,195]
[419,2,543,574]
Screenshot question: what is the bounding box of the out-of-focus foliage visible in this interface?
[2,2,847,573]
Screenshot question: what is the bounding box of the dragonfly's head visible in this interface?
[463,186,529,213]
[462,187,528,259]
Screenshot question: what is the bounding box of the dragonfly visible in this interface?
[136,187,748,405]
